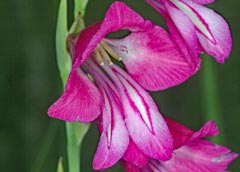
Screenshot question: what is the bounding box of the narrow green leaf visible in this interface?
[57,157,64,172]
[30,120,59,172]
[56,0,71,85]
[74,0,89,18]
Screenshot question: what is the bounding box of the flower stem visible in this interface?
[66,123,80,172]
[55,0,89,171]
[201,56,225,144]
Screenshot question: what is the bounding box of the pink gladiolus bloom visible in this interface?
[48,1,200,170]
[123,117,238,172]
[146,0,232,63]
[85,60,173,169]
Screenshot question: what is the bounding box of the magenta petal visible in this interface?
[123,118,238,172]
[165,117,219,149]
[192,0,215,4]
[160,140,238,172]
[177,0,232,63]
[149,4,201,72]
[165,2,199,52]
[48,69,100,122]
[93,87,129,170]
[74,1,153,67]
[109,65,173,161]
[123,140,149,168]
[164,117,194,149]
[110,25,196,91]
[190,120,219,140]
[122,161,142,172]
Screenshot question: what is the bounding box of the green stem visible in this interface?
[201,56,225,144]
[66,123,80,172]
[74,0,89,18]
[55,0,89,171]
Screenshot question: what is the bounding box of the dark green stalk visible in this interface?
[201,55,225,144]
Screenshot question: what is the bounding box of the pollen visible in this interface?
[92,40,122,65]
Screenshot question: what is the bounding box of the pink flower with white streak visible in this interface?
[146,0,232,63]
[48,1,199,170]
[123,117,238,172]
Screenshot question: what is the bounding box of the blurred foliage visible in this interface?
[0,0,239,172]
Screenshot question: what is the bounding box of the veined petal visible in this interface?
[123,140,149,168]
[108,25,196,91]
[145,0,166,13]
[122,161,143,172]
[146,1,201,71]
[165,118,238,171]
[170,0,232,62]
[190,120,219,140]
[165,117,218,149]
[123,118,238,172]
[93,87,129,170]
[169,0,215,42]
[73,1,153,67]
[104,65,173,161]
[84,59,129,170]
[164,117,194,149]
[192,0,215,4]
[165,2,199,52]
[158,140,238,172]
[48,69,100,122]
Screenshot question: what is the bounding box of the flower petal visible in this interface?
[122,161,143,172]
[146,1,201,72]
[125,119,238,172]
[192,0,215,5]
[84,59,129,170]
[190,120,219,140]
[93,86,129,170]
[108,25,197,91]
[165,117,219,149]
[73,1,153,67]
[165,2,199,52]
[105,65,173,161]
[123,140,149,168]
[164,117,194,149]
[170,0,232,63]
[158,140,238,172]
[48,69,101,122]
[146,0,166,13]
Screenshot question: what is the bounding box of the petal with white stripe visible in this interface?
[106,65,173,161]
[93,86,129,170]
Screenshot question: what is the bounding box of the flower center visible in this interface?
[92,39,122,65]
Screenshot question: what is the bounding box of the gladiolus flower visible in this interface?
[123,117,238,172]
[146,0,232,63]
[48,1,201,170]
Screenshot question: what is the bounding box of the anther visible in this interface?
[99,44,113,65]
[92,40,123,65]
[93,46,104,65]
[100,41,122,61]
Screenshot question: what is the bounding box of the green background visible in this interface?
[0,0,239,171]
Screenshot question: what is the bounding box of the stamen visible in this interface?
[99,44,113,65]
[92,40,123,65]
[93,45,104,65]
[100,41,122,61]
